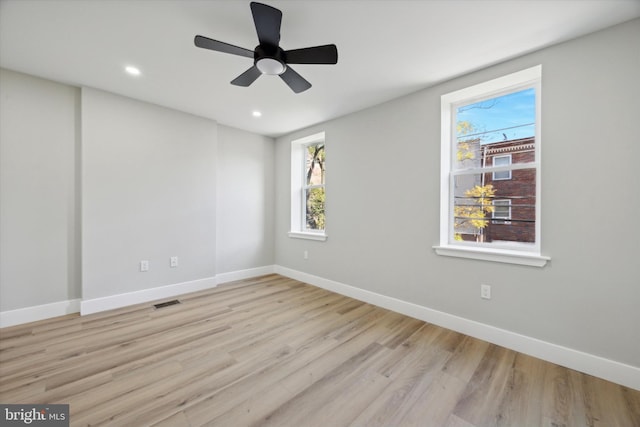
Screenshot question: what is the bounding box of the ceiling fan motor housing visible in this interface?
[255,45,287,75]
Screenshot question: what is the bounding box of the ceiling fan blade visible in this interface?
[285,45,338,64]
[231,66,262,87]
[279,66,312,93]
[250,2,282,47]
[194,35,254,58]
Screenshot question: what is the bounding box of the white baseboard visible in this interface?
[4,266,638,390]
[216,265,276,284]
[80,266,277,315]
[0,298,81,328]
[0,266,278,327]
[274,265,640,391]
[80,276,218,315]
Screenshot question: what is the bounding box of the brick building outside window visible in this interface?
[481,136,535,243]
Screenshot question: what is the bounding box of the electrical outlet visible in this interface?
[481,284,491,300]
[170,256,178,268]
[140,260,149,272]
[303,250,309,260]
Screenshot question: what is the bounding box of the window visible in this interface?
[289,132,327,241]
[435,66,549,266]
[303,144,325,231]
[492,199,511,224]
[492,155,512,180]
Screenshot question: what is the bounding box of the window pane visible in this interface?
[453,169,536,244]
[305,187,325,231]
[455,88,535,171]
[456,88,535,144]
[305,144,325,186]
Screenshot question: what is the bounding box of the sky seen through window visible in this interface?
[456,88,535,144]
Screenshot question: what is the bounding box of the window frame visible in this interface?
[434,65,549,267]
[288,132,327,241]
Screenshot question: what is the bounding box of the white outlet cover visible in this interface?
[481,284,491,299]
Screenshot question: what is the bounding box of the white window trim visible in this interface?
[434,245,548,267]
[433,65,549,267]
[288,231,327,241]
[492,154,512,180]
[289,132,327,241]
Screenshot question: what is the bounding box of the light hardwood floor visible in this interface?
[1,274,639,426]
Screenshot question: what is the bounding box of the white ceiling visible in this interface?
[1,0,639,137]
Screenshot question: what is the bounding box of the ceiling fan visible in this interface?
[194,1,338,93]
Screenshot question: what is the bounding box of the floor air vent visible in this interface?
[154,299,181,309]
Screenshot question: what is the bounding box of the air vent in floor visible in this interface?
[154,299,181,309]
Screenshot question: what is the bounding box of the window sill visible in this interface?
[288,231,327,242]
[433,245,549,267]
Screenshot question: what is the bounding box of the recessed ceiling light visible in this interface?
[252,111,262,117]
[125,66,141,76]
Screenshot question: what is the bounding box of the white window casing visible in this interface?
[289,132,327,241]
[434,65,549,267]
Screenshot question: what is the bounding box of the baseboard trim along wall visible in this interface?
[0,266,277,327]
[274,265,640,391]
[216,265,276,285]
[0,298,82,328]
[80,266,275,315]
[80,276,219,315]
[2,265,638,390]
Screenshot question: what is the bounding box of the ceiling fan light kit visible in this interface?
[254,45,286,75]
[256,58,285,75]
[194,1,338,93]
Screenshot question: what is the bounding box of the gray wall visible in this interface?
[82,88,218,300]
[0,69,81,311]
[217,125,275,273]
[0,71,275,311]
[275,19,640,368]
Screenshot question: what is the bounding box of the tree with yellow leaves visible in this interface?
[456,120,479,163]
[454,184,496,241]
[454,120,495,242]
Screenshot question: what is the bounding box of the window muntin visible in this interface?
[437,66,546,265]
